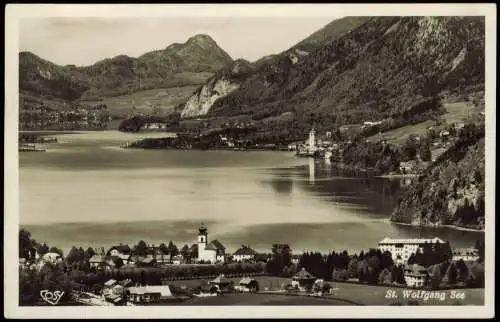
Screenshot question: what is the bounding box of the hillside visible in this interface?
[180,17,370,118]
[391,122,485,230]
[201,17,484,141]
[19,34,234,110]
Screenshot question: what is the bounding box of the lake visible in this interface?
[19,131,483,255]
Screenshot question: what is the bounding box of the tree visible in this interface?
[443,263,457,285]
[180,244,190,259]
[378,268,392,285]
[134,240,148,257]
[347,258,359,278]
[91,283,102,295]
[429,264,442,289]
[332,268,349,281]
[455,259,469,283]
[85,247,96,260]
[266,244,292,276]
[66,247,83,264]
[37,243,50,257]
[419,143,432,162]
[19,229,34,259]
[167,240,179,257]
[475,240,485,262]
[159,243,169,255]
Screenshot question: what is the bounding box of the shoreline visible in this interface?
[376,174,421,179]
[389,219,485,233]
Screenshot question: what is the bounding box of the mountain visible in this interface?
[189,17,484,139]
[391,122,485,230]
[19,34,234,107]
[180,16,370,118]
[181,59,255,118]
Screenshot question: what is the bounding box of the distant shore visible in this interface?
[376,174,421,179]
[390,219,485,233]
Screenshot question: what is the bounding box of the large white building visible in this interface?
[378,237,448,264]
[197,223,226,264]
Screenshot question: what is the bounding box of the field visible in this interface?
[368,100,482,146]
[80,86,200,116]
[168,276,484,306]
[369,120,436,145]
[179,293,356,306]
[441,101,481,124]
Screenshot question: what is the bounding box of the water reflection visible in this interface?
[309,158,315,184]
[269,178,294,195]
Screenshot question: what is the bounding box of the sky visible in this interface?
[19,17,339,66]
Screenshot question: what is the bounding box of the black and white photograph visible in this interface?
[4,3,495,319]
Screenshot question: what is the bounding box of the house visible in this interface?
[399,161,417,174]
[452,248,480,262]
[234,277,259,293]
[41,252,62,264]
[103,257,121,271]
[127,285,176,304]
[106,245,132,264]
[194,284,219,297]
[119,279,133,287]
[378,237,450,265]
[155,252,172,265]
[404,264,429,288]
[440,130,450,138]
[291,268,316,292]
[291,254,301,265]
[101,280,128,304]
[233,245,258,262]
[35,252,62,270]
[209,274,232,293]
[89,255,106,270]
[171,255,183,265]
[130,254,156,267]
[196,223,226,263]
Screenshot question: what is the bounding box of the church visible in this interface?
[196,223,226,264]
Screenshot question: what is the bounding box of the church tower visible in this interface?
[197,222,208,250]
[308,127,316,150]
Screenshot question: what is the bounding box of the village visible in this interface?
[19,223,484,306]
[19,103,112,130]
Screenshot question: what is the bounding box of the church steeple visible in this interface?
[198,221,208,245]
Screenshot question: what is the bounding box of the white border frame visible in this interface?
[4,3,496,319]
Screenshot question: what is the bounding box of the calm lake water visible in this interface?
[20,131,483,255]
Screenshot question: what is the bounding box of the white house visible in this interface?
[378,237,448,264]
[232,245,258,262]
[404,264,429,288]
[35,252,62,270]
[452,248,480,262]
[196,223,226,263]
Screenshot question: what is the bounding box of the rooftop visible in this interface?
[128,285,172,297]
[234,245,257,256]
[210,274,231,285]
[108,245,132,254]
[378,237,447,245]
[292,267,316,280]
[239,277,257,285]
